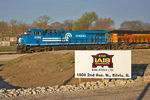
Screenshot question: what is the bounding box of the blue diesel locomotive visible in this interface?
[17,29,110,53]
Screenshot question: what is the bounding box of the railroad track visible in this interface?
[0,51,17,55]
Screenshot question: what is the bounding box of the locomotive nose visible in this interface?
[18,38,22,43]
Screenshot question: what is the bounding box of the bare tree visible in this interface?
[0,21,9,38]
[90,17,114,30]
[16,20,28,35]
[50,22,63,29]
[120,20,144,31]
[10,19,17,36]
[32,15,51,29]
[143,23,150,31]
[63,20,73,30]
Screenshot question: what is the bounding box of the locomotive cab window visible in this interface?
[34,32,41,35]
[27,31,32,34]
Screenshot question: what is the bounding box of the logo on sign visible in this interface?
[92,53,113,68]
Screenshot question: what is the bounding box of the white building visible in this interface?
[0,41,10,46]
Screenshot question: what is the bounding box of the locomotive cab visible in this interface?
[17,29,44,46]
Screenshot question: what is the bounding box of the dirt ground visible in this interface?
[0,51,74,88]
[0,52,24,63]
[0,49,150,88]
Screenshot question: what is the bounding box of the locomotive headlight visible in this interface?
[18,38,22,43]
[24,32,27,35]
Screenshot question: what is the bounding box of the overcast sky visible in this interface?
[0,0,149,28]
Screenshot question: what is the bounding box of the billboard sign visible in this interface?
[75,50,131,78]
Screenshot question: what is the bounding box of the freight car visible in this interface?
[17,29,110,53]
[110,30,150,49]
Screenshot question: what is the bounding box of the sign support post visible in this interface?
[79,78,81,84]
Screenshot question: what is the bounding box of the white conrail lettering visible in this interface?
[34,36,41,39]
[76,35,86,37]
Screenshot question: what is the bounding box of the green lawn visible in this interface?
[0,46,17,52]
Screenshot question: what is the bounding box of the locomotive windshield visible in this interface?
[22,31,32,35]
[27,31,32,34]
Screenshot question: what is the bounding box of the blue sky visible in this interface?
[0,0,149,28]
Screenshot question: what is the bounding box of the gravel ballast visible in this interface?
[0,75,150,98]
